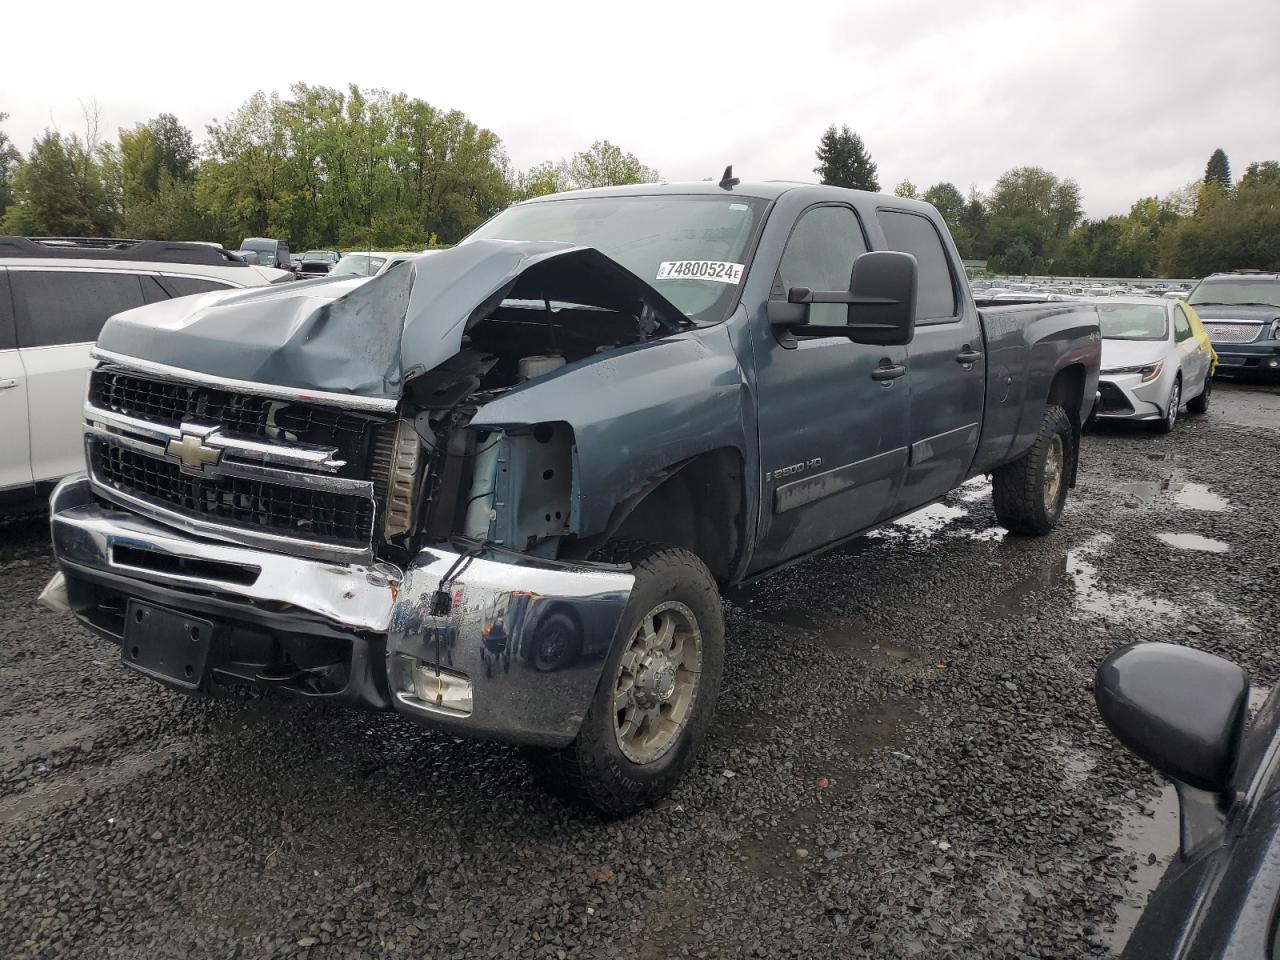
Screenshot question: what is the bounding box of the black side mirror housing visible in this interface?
[1095,642,1249,857]
[1095,642,1247,793]
[767,250,918,346]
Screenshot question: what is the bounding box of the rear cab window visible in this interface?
[11,270,148,348]
[877,210,958,322]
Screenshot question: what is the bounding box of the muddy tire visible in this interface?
[992,404,1072,535]
[525,540,724,816]
[1186,375,1211,415]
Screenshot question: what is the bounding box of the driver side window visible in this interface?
[776,206,868,328]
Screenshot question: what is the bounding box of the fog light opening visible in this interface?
[396,656,474,717]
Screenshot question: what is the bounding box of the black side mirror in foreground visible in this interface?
[768,250,918,346]
[1095,642,1249,856]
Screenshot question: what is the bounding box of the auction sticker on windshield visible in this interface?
[656,261,744,284]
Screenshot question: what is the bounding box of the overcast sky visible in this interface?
[6,0,1278,218]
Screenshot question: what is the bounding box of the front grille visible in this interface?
[89,369,382,479]
[1097,382,1133,414]
[89,439,375,546]
[1205,323,1262,344]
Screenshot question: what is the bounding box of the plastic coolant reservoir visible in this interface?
[517,354,566,381]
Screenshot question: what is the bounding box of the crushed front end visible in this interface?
[39,243,679,746]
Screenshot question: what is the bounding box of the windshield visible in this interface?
[330,254,386,277]
[465,195,767,323]
[1098,303,1168,340]
[302,251,334,261]
[240,239,279,266]
[1188,279,1280,308]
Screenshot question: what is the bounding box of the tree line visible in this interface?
[815,124,1280,277]
[1,95,1275,278]
[0,84,658,250]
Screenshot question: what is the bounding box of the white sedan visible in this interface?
[1093,298,1217,433]
[328,250,435,278]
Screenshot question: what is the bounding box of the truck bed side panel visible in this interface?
[972,303,1100,474]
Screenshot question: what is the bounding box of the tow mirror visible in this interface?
[1095,642,1248,856]
[767,250,918,346]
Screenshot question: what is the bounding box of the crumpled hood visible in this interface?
[1101,338,1167,370]
[95,240,686,402]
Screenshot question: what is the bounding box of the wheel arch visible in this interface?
[1047,363,1086,487]
[568,448,748,587]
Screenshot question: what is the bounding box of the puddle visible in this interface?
[1173,483,1229,512]
[819,622,915,666]
[1155,532,1229,553]
[987,556,1067,619]
[892,503,967,537]
[957,477,992,503]
[1107,783,1179,954]
[1115,479,1229,513]
[1047,736,1097,789]
[1249,685,1272,719]
[1068,535,1180,623]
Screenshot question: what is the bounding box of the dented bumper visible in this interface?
[45,475,634,747]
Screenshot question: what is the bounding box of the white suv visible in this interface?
[0,237,292,509]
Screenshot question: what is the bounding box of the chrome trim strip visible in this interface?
[90,347,400,413]
[83,404,347,472]
[910,422,981,465]
[85,424,370,495]
[50,491,391,630]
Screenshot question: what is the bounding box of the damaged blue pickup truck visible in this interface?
[40,180,1100,813]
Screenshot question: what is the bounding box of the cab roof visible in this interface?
[521,179,931,212]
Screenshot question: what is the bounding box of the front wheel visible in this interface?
[992,404,1073,535]
[525,541,724,816]
[1153,376,1181,433]
[1186,374,1211,415]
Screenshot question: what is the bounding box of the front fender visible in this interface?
[468,324,755,539]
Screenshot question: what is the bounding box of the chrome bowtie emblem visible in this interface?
[166,434,221,471]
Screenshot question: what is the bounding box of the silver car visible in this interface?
[1094,298,1215,432]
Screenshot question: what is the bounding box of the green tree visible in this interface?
[0,112,21,224]
[561,140,657,190]
[511,160,566,200]
[1240,160,1280,190]
[922,182,965,224]
[813,124,879,191]
[986,166,1081,265]
[892,179,918,199]
[1162,157,1280,275]
[1203,148,1232,190]
[1,128,117,236]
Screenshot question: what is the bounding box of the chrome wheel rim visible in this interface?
[613,601,702,764]
[1167,381,1180,428]
[1043,434,1064,514]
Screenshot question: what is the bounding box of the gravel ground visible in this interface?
[2,380,1278,960]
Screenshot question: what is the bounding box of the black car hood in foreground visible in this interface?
[95,240,687,401]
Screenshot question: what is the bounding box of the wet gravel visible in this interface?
[2,380,1279,959]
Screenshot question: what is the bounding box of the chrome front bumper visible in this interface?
[45,475,636,746]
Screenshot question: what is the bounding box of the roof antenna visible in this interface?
[718,165,739,190]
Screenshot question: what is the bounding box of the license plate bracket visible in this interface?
[123,600,215,691]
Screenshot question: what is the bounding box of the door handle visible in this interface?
[0,379,17,390]
[871,361,908,382]
[955,347,983,365]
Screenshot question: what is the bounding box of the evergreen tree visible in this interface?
[1204,148,1232,190]
[813,124,879,191]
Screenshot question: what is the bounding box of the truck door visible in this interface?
[877,209,985,512]
[748,203,911,573]
[11,268,149,483]
[0,269,34,498]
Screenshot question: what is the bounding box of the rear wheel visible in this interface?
[525,541,724,816]
[1153,376,1181,433]
[992,404,1072,535]
[1186,374,1211,415]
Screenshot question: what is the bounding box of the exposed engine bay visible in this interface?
[373,293,664,567]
